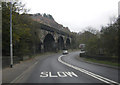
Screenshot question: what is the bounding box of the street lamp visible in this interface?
[10,1,13,68]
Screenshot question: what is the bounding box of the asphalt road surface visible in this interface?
[11,51,119,84]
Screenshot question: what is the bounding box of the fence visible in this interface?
[2,56,20,68]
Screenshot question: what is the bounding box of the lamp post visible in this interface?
[10,1,13,68]
[117,1,120,23]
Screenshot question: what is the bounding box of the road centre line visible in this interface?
[58,55,120,85]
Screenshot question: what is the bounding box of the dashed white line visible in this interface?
[58,55,120,85]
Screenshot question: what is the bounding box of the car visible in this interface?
[79,49,86,57]
[62,49,68,54]
[80,49,85,53]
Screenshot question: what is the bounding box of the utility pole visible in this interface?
[10,2,13,68]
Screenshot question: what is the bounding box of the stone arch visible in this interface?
[57,36,64,50]
[66,38,71,49]
[43,33,56,52]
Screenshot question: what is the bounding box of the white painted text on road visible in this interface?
[40,72,78,77]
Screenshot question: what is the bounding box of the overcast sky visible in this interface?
[21,0,119,32]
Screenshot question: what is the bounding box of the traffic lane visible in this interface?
[62,51,119,82]
[26,53,103,83]
[15,53,102,83]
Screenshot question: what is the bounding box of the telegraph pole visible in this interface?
[10,2,13,68]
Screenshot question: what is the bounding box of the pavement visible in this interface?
[2,51,120,84]
[2,53,54,83]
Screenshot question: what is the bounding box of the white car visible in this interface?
[80,50,85,54]
[79,49,86,57]
[62,49,68,54]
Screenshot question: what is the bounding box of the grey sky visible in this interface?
[21,0,119,32]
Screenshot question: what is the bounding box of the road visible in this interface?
[11,51,119,84]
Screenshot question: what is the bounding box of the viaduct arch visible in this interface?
[34,24,72,52]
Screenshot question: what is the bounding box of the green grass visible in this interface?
[84,58,120,67]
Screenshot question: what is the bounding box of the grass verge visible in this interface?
[84,58,120,67]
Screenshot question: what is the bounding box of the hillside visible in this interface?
[30,13,70,33]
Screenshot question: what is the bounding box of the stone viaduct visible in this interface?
[34,23,72,52]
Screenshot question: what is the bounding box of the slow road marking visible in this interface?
[58,55,120,85]
[40,72,78,77]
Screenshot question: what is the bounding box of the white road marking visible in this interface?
[40,72,49,77]
[57,72,67,77]
[64,72,78,77]
[49,72,58,77]
[58,55,120,85]
[40,72,78,77]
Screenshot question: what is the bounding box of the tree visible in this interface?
[100,20,118,57]
[43,13,47,18]
[2,1,40,57]
[48,14,54,20]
